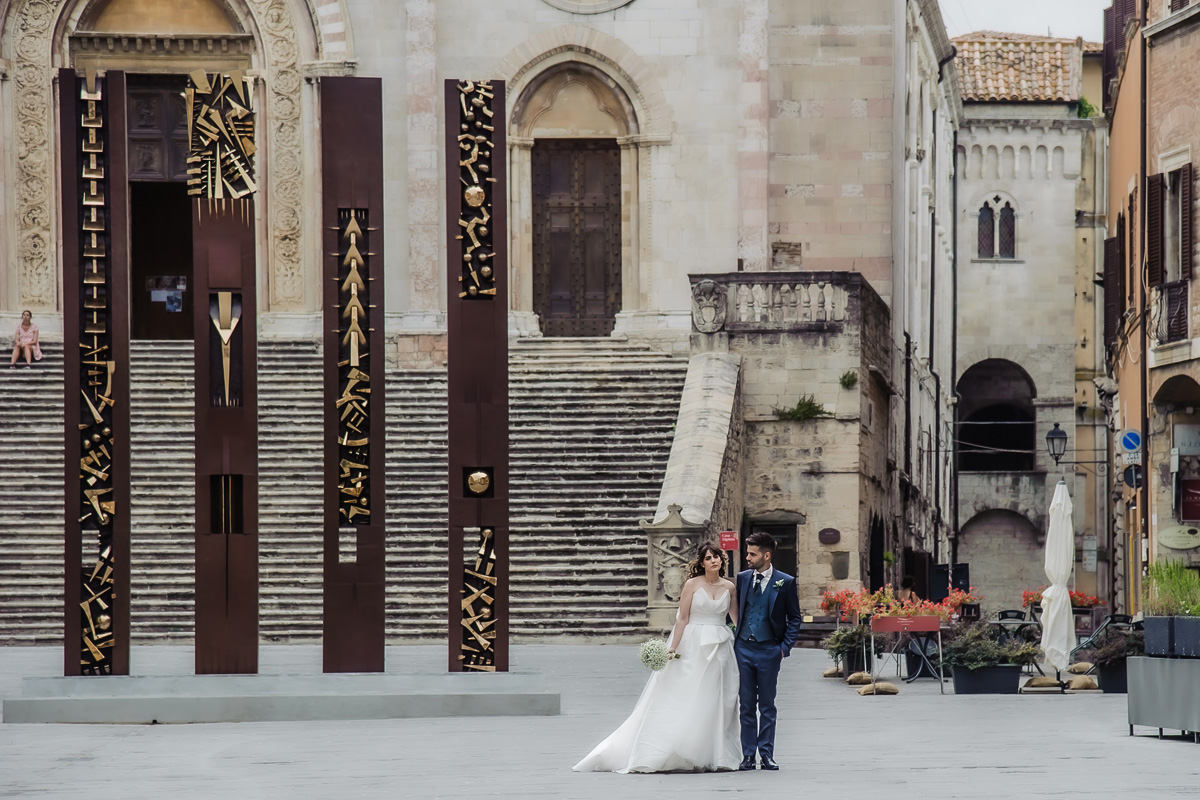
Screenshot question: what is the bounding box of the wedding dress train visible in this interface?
[573,588,741,773]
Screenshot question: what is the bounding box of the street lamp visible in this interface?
[1046,422,1068,466]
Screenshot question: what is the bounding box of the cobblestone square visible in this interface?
[1,644,1196,799]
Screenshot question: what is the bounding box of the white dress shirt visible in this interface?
[752,566,774,594]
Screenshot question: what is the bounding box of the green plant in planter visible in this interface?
[772,395,832,422]
[1083,629,1144,669]
[937,622,1040,671]
[839,370,858,390]
[821,624,883,662]
[1143,559,1200,616]
[883,550,896,567]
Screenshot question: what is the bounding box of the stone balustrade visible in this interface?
[689,271,853,334]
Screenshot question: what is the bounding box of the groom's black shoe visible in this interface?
[738,756,757,771]
[759,756,779,771]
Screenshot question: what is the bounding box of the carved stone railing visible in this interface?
[641,353,743,628]
[689,271,853,334]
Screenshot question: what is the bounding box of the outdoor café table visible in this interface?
[988,616,1040,643]
[867,615,945,694]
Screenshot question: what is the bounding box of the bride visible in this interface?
[573,541,742,773]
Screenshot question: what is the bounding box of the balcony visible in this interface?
[1154,280,1190,346]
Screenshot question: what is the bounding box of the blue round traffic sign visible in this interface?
[1121,429,1141,452]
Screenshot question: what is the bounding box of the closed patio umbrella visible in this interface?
[1040,480,1076,673]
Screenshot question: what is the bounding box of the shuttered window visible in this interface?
[998,203,1016,258]
[1104,237,1119,349]
[1171,0,1190,12]
[1182,162,1193,281]
[1148,173,1164,287]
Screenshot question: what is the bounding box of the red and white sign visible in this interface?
[1182,478,1200,523]
[719,530,739,550]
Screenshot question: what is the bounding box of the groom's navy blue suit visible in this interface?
[734,568,802,761]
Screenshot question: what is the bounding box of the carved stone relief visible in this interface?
[9,0,311,311]
[690,279,726,334]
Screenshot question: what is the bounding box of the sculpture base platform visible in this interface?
[4,672,558,724]
[0,646,559,724]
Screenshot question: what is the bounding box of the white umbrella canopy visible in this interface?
[1040,480,1077,672]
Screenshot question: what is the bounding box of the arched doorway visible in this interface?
[957,359,1038,471]
[958,509,1043,613]
[514,64,636,336]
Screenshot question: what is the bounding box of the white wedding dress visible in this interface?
[573,588,741,773]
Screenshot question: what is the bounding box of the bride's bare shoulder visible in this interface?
[721,577,736,590]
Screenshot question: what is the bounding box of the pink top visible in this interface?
[13,322,43,360]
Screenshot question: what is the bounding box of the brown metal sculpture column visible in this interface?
[60,68,131,676]
[445,80,509,672]
[187,71,259,674]
[320,77,387,672]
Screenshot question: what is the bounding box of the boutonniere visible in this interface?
[773,579,785,589]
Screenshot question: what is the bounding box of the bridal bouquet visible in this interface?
[639,639,680,671]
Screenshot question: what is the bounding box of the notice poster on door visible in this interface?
[147,276,187,312]
[1182,478,1200,523]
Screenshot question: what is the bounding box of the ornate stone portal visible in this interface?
[8,0,312,312]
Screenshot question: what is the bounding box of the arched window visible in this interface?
[977,202,995,258]
[998,202,1016,258]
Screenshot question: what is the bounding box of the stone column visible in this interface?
[507,136,540,336]
[738,0,769,273]
[405,0,443,320]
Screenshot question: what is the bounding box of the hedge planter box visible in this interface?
[1097,661,1127,694]
[1143,616,1174,657]
[1175,617,1200,658]
[951,664,1022,694]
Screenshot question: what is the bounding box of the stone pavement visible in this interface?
[0,644,1196,799]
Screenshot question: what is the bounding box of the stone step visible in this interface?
[0,337,683,644]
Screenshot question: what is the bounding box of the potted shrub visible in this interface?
[1082,629,1144,693]
[938,622,1040,694]
[1142,560,1200,657]
[821,624,881,675]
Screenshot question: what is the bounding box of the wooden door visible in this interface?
[532,140,621,337]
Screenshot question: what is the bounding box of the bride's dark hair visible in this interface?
[687,541,728,579]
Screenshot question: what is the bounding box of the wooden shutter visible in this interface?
[1172,0,1189,12]
[1147,173,1165,287]
[1104,236,1120,348]
[1182,162,1193,280]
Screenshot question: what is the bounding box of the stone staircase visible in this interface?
[0,336,687,644]
[0,343,65,645]
[508,338,688,635]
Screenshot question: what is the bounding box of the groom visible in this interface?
[734,531,802,771]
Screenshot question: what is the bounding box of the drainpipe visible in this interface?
[1139,0,1150,590]
[951,124,960,567]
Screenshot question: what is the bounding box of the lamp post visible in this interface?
[1046,422,1068,467]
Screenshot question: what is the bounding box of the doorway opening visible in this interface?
[127,74,193,340]
[531,139,621,337]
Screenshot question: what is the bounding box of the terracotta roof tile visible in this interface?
[952,31,1097,102]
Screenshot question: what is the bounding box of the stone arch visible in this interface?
[499,25,672,334]
[956,345,1053,396]
[957,359,1037,472]
[497,24,672,139]
[1,0,321,313]
[1153,373,1200,406]
[512,62,637,138]
[958,509,1045,613]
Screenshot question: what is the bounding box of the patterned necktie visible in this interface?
[754,574,763,594]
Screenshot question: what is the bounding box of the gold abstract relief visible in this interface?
[455,80,498,299]
[76,70,118,675]
[335,210,375,523]
[186,70,256,199]
[208,291,243,407]
[460,527,498,671]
